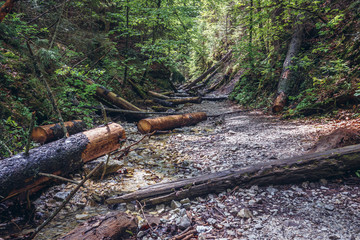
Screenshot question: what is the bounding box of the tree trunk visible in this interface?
[60,211,137,240]
[0,0,15,22]
[95,85,143,111]
[148,91,171,100]
[183,50,232,90]
[272,14,305,112]
[167,97,202,105]
[0,123,125,201]
[128,79,147,99]
[106,143,360,205]
[137,112,207,134]
[31,120,85,144]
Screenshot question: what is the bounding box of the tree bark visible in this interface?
[60,211,137,240]
[0,123,125,201]
[31,120,86,144]
[137,112,207,134]
[183,50,232,90]
[106,143,360,205]
[128,79,147,99]
[148,91,171,100]
[85,79,143,112]
[0,0,15,22]
[95,85,143,111]
[273,14,305,112]
[167,97,202,105]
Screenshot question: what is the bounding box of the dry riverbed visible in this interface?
[1,100,360,240]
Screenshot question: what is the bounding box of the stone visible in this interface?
[180,198,191,204]
[54,191,70,201]
[196,225,213,233]
[75,214,90,220]
[137,231,146,238]
[177,215,191,230]
[237,208,253,218]
[324,204,335,211]
[254,223,263,229]
[171,200,181,209]
[207,218,217,225]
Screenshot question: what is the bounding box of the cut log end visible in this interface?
[137,112,207,134]
[31,120,85,144]
[137,120,153,134]
[30,127,47,143]
[272,92,287,113]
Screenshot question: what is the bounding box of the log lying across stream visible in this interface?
[31,120,86,144]
[137,112,207,134]
[0,123,125,201]
[60,211,137,240]
[106,143,360,205]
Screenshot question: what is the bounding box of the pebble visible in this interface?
[171,200,182,209]
[237,208,253,218]
[75,214,89,220]
[207,218,217,224]
[54,191,70,201]
[177,215,191,230]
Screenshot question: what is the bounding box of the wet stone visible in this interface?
[54,191,70,201]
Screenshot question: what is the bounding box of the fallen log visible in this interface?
[106,143,360,205]
[148,90,171,100]
[137,112,207,134]
[167,97,202,105]
[202,95,228,101]
[153,98,175,107]
[85,79,143,112]
[128,79,147,99]
[60,211,137,240]
[0,123,125,201]
[31,120,86,144]
[183,50,232,90]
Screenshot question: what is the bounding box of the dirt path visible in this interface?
[2,100,360,239]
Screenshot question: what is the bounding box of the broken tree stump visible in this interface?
[31,120,86,144]
[106,143,360,205]
[137,112,207,134]
[60,211,137,240]
[0,123,125,201]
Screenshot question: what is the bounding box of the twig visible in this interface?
[26,41,69,138]
[0,139,12,157]
[38,172,80,185]
[29,162,104,239]
[113,132,155,159]
[25,111,36,155]
[49,0,67,49]
[100,154,111,180]
[172,229,197,240]
[27,0,71,24]
[136,200,163,240]
[100,103,108,124]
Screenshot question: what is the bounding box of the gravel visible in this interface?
[10,100,360,240]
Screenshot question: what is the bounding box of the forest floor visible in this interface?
[2,100,360,240]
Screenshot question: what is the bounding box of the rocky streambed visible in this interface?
[1,100,360,240]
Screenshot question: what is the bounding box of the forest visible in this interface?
[0,0,360,239]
